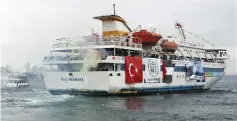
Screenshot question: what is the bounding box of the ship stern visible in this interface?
[43,72,110,95]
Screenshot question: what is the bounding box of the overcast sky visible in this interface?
[0,0,236,74]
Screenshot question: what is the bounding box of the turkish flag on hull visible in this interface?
[125,56,143,84]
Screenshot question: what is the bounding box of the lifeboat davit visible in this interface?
[161,39,178,52]
[132,30,162,46]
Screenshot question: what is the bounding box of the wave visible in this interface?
[1,90,74,107]
[1,97,32,103]
[208,89,237,93]
[27,94,74,105]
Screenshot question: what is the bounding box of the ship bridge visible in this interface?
[93,4,132,37]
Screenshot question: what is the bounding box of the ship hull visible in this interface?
[43,71,225,96]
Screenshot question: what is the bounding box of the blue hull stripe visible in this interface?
[48,85,205,95]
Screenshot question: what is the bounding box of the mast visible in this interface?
[175,22,186,40]
[113,3,116,15]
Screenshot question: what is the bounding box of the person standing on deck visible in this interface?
[184,64,188,80]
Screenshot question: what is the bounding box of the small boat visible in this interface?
[3,74,30,88]
[132,29,162,46]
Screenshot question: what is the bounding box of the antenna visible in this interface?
[113,3,116,15]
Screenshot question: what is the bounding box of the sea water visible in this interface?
[1,76,237,121]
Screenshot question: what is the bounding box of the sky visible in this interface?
[0,0,236,74]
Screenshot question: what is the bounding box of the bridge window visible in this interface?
[174,66,185,72]
[121,64,125,71]
[115,64,125,71]
[163,60,172,67]
[101,48,114,56]
[130,50,142,57]
[203,67,224,72]
[115,49,128,56]
[203,68,206,72]
[151,54,159,58]
[95,63,114,71]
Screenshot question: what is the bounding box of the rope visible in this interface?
[182,29,215,47]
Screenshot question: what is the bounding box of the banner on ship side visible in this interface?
[187,60,205,82]
[125,56,143,84]
[143,58,162,83]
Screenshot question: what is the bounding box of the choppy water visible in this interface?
[1,76,237,121]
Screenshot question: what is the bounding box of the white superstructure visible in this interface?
[42,5,229,96]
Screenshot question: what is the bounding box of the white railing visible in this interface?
[52,41,142,49]
[169,36,205,48]
[52,35,142,49]
[43,55,108,62]
[43,56,86,62]
[176,40,205,48]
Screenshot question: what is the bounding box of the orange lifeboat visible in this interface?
[161,39,178,52]
[132,30,162,46]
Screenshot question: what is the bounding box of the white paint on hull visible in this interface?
[43,71,225,94]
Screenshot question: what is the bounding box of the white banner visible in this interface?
[143,58,161,83]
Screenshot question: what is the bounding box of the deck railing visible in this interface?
[52,36,142,49]
[52,41,142,49]
[43,55,108,62]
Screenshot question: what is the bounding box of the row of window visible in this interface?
[121,65,224,72]
[203,68,224,72]
[174,66,224,72]
[47,63,224,72]
[174,66,187,72]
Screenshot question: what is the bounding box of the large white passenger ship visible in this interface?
[42,5,229,96]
